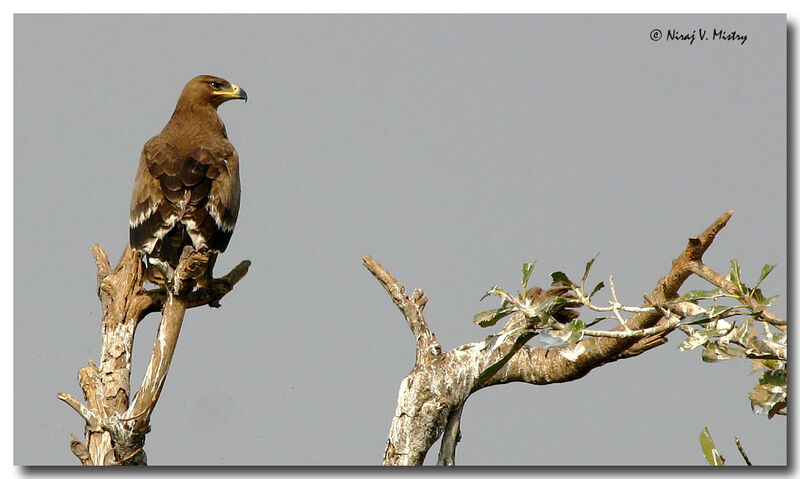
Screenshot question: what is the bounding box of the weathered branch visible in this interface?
[56,393,99,429]
[363,256,441,366]
[369,210,735,465]
[59,244,250,465]
[437,404,463,466]
[126,292,189,426]
[735,437,753,466]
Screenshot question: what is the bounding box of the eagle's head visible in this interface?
[180,75,248,108]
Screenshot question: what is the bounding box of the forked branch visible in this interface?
[58,244,250,465]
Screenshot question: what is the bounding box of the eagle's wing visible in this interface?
[129,137,240,263]
[188,145,240,252]
[129,138,177,255]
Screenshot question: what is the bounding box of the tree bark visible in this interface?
[366,210,737,465]
[58,244,250,465]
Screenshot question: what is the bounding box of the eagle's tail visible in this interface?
[153,224,192,268]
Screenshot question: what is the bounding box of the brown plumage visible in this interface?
[129,75,247,272]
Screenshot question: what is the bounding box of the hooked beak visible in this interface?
[213,83,248,103]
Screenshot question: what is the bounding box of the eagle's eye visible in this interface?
[210,81,225,89]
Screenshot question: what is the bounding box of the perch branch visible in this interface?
[59,243,250,465]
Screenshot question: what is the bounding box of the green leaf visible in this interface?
[750,358,782,374]
[581,254,599,286]
[730,259,743,294]
[679,334,708,352]
[753,263,776,291]
[480,285,511,303]
[748,290,778,313]
[703,343,750,362]
[521,262,535,291]
[768,331,785,345]
[550,271,572,288]
[764,295,779,307]
[589,281,605,299]
[474,309,498,325]
[733,319,755,344]
[701,343,735,362]
[707,305,735,320]
[492,286,511,299]
[584,317,605,328]
[680,312,710,326]
[749,368,787,416]
[759,369,786,387]
[473,309,513,328]
[764,294,780,306]
[681,289,724,301]
[750,288,765,305]
[568,318,586,331]
[699,427,725,466]
[750,382,787,416]
[536,295,567,318]
[540,320,585,349]
[679,328,724,351]
[477,330,536,385]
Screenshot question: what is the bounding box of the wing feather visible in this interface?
[129,136,241,265]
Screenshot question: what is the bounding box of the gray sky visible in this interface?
[14,14,786,465]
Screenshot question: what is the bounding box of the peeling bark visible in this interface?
[58,244,250,465]
[367,210,739,465]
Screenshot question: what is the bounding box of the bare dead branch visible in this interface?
[125,293,189,426]
[59,243,250,465]
[363,256,441,366]
[735,437,752,466]
[57,393,99,429]
[69,434,93,466]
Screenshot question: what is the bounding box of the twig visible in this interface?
[56,393,99,429]
[551,317,681,339]
[607,275,630,329]
[735,437,752,466]
[687,261,785,327]
[574,286,654,314]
